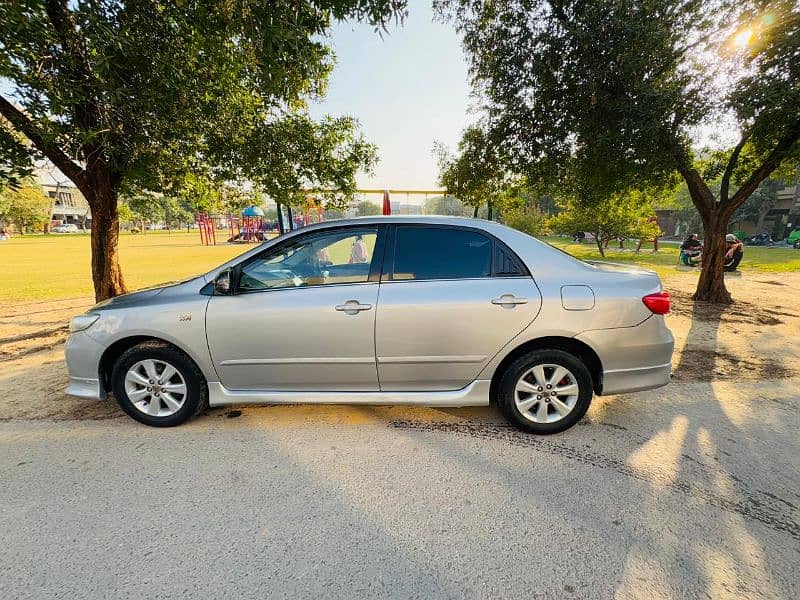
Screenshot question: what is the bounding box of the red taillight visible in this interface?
[642,291,670,315]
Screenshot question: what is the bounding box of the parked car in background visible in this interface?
[145,223,166,230]
[52,223,80,233]
[65,216,674,434]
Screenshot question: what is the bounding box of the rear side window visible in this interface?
[392,227,492,280]
[494,244,526,276]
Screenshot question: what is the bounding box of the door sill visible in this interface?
[207,380,491,408]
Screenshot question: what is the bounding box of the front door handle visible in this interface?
[491,294,528,307]
[335,300,373,314]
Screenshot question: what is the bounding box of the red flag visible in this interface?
[382,190,391,215]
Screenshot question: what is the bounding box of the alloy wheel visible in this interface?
[514,363,580,424]
[124,359,187,417]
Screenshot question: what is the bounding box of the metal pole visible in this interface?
[276,203,285,235]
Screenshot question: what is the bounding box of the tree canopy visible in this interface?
[549,191,661,257]
[435,125,511,218]
[0,181,51,233]
[436,0,800,302]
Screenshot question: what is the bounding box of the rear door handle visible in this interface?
[491,295,528,306]
[335,300,373,314]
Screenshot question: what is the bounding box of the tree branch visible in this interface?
[0,96,85,186]
[727,118,800,218]
[45,0,95,103]
[45,0,106,165]
[720,133,748,205]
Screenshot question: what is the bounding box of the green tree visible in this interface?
[437,0,800,303]
[0,1,405,300]
[502,206,549,238]
[435,125,509,219]
[0,182,51,233]
[123,193,165,233]
[322,207,347,220]
[161,196,194,230]
[355,200,382,216]
[423,195,472,216]
[548,192,661,258]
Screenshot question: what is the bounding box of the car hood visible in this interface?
[90,276,206,311]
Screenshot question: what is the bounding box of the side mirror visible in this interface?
[214,270,233,295]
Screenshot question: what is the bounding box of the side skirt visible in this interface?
[207,380,491,408]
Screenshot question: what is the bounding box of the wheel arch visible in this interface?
[99,336,206,394]
[489,336,604,402]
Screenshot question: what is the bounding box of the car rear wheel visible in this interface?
[497,349,593,434]
[111,342,207,427]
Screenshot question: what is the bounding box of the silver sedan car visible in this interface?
[65,216,674,434]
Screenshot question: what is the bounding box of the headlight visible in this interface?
[69,313,100,333]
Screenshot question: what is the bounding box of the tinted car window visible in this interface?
[240,229,377,291]
[494,244,526,276]
[392,227,492,280]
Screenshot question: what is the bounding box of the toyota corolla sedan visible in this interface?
[65,216,674,434]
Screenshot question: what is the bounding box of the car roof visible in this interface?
[295,215,494,232]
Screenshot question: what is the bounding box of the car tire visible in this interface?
[496,349,593,434]
[111,342,207,427]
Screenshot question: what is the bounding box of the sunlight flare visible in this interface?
[732,27,753,49]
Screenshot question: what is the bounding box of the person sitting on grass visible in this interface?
[724,233,744,272]
[680,233,703,266]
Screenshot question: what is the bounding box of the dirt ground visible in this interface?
[0,270,797,421]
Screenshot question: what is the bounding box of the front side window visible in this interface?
[392,227,492,281]
[239,229,377,291]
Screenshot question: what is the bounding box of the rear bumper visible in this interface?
[600,363,671,395]
[575,315,674,395]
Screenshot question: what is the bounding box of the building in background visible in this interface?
[731,181,800,240]
[36,165,91,229]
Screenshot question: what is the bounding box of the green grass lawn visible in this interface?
[1,230,797,303]
[1,231,250,302]
[542,236,800,279]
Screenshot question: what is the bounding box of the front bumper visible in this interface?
[64,331,106,400]
[66,376,104,400]
[575,315,674,395]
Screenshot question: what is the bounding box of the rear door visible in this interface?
[375,225,541,391]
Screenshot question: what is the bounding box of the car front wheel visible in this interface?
[497,349,593,434]
[111,342,207,427]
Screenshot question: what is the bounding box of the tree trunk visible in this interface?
[487,202,493,221]
[473,205,479,218]
[595,235,605,257]
[82,172,127,301]
[680,169,733,303]
[693,212,731,303]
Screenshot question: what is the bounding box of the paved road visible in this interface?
[1,380,798,599]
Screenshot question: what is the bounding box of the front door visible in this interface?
[206,227,383,391]
[376,225,541,391]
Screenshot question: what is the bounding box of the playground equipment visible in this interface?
[196,212,216,246]
[229,205,265,243]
